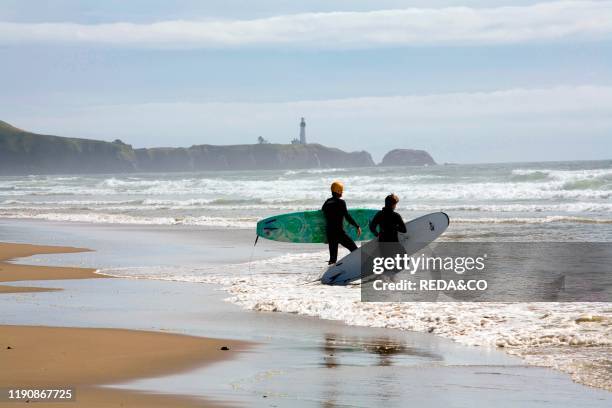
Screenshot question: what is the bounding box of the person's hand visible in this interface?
[357,227,362,237]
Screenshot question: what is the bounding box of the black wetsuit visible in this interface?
[322,195,359,264]
[369,207,407,242]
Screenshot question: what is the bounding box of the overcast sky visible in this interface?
[1,0,611,163]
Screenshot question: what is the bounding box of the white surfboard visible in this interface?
[320,212,450,285]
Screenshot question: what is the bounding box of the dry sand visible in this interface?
[0,242,247,407]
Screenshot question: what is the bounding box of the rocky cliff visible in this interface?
[379,149,436,166]
[134,143,374,172]
[0,120,375,175]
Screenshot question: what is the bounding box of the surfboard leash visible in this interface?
[298,277,322,285]
[248,235,259,275]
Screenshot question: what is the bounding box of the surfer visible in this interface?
[369,194,407,242]
[322,181,362,265]
[369,194,407,275]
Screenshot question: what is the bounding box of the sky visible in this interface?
[1,0,611,163]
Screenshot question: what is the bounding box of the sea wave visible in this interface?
[2,209,610,227]
[283,168,347,176]
[510,170,551,182]
[0,211,256,228]
[98,253,612,391]
[453,216,612,224]
[512,168,612,191]
[0,199,612,215]
[1,185,605,200]
[2,166,612,201]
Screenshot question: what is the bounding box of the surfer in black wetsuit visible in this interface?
[369,194,406,242]
[322,181,362,265]
[369,194,407,274]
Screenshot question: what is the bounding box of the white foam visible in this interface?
[1,166,611,202]
[283,168,347,176]
[512,167,612,181]
[4,199,612,215]
[453,216,612,224]
[3,166,612,225]
[98,252,612,391]
[0,211,256,228]
[3,208,609,227]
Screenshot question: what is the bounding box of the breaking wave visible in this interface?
[0,211,256,228]
[1,162,611,228]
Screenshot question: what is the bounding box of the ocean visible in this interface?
[1,159,611,390]
[2,160,612,234]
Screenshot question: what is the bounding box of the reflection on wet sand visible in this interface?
[322,334,440,368]
[320,334,442,407]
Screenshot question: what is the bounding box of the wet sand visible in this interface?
[1,325,245,387]
[0,242,103,293]
[1,325,244,407]
[1,221,610,407]
[8,276,611,407]
[0,242,246,407]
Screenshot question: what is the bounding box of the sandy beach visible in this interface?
[0,243,102,293]
[0,242,247,407]
[0,219,610,407]
[3,0,611,404]
[1,325,245,407]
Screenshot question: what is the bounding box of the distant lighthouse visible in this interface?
[299,117,307,144]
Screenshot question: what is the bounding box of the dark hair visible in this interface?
[385,194,399,208]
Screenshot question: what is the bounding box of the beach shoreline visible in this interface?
[0,221,610,406]
[0,242,103,293]
[0,242,248,407]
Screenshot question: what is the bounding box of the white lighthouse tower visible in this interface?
[299,117,307,144]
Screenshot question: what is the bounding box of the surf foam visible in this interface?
[0,211,256,228]
[99,251,612,392]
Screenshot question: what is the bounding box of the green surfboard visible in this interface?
[256,209,378,243]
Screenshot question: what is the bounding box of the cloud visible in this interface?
[1,1,611,49]
[9,85,611,162]
[16,85,612,138]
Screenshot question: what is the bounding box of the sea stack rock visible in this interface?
[380,149,436,166]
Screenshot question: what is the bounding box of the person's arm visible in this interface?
[342,201,362,236]
[369,212,380,236]
[342,201,359,228]
[396,213,407,233]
